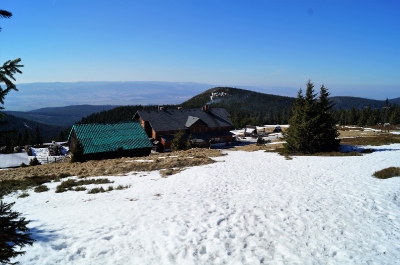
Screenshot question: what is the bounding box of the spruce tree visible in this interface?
[57,130,66,142]
[70,139,86,163]
[389,106,400,125]
[313,85,340,152]
[170,130,191,151]
[0,201,35,265]
[34,125,43,145]
[21,129,30,146]
[283,88,305,152]
[284,80,340,154]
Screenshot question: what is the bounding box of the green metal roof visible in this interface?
[69,122,153,155]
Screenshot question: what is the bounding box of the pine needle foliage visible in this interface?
[170,129,191,151]
[70,139,86,163]
[0,58,23,106]
[0,201,35,265]
[283,80,340,154]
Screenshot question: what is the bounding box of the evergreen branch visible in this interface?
[0,58,23,104]
[0,10,12,19]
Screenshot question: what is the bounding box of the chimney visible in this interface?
[203,104,210,112]
[177,107,182,110]
[159,106,164,111]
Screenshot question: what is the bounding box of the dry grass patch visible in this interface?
[373,167,400,179]
[34,185,49,193]
[18,192,29,198]
[0,148,224,182]
[160,168,183,178]
[340,134,400,146]
[231,141,285,152]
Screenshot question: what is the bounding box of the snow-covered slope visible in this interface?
[4,144,400,264]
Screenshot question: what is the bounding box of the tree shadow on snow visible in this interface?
[28,221,62,243]
[370,147,400,152]
[340,144,400,153]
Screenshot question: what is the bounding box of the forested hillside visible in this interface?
[332,105,400,126]
[0,113,65,151]
[180,87,295,127]
[77,105,175,124]
[329,96,398,110]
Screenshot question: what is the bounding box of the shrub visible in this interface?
[55,178,113,193]
[256,137,271,146]
[0,173,70,199]
[87,187,106,194]
[107,186,114,191]
[74,186,86,191]
[0,201,35,264]
[18,192,29,198]
[20,163,28,168]
[34,185,49,193]
[373,167,400,179]
[29,157,41,166]
[55,179,77,193]
[116,185,129,190]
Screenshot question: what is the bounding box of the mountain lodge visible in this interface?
[133,105,235,150]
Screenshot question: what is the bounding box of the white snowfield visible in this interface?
[4,144,400,265]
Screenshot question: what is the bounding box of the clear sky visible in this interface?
[1,0,399,98]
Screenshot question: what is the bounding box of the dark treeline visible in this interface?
[0,113,67,153]
[332,104,400,126]
[77,105,176,124]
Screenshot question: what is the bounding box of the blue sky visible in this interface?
[1,0,399,99]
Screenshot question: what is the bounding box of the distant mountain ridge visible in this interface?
[181,87,399,110]
[4,105,119,127]
[4,88,400,128]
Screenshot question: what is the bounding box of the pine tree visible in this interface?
[0,59,23,109]
[0,58,23,140]
[21,129,30,146]
[170,130,191,151]
[0,9,12,31]
[389,106,400,125]
[70,139,86,163]
[34,125,43,145]
[313,85,340,152]
[0,201,35,265]
[284,80,340,154]
[59,130,65,142]
[283,88,305,152]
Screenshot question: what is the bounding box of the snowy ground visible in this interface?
[4,144,400,265]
